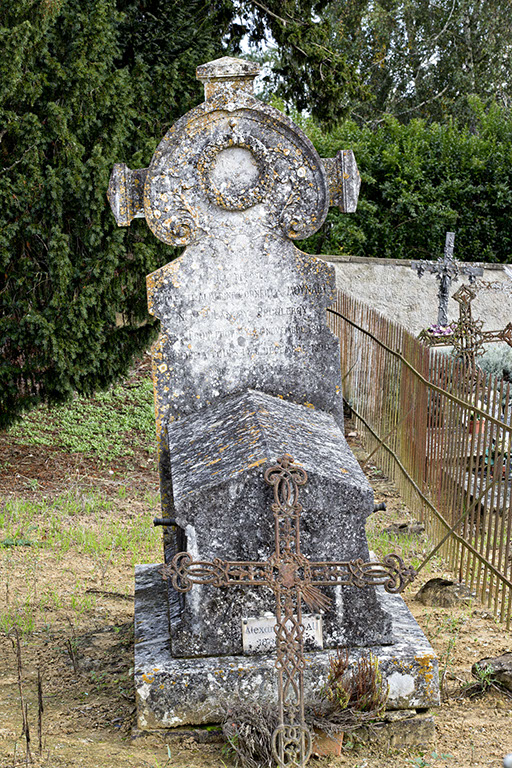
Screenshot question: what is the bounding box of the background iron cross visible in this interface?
[161,455,415,768]
[411,232,484,326]
[419,284,512,373]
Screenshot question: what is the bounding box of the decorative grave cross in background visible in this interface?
[419,284,512,372]
[162,455,415,768]
[411,232,483,326]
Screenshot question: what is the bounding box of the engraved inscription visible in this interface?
[242,614,323,654]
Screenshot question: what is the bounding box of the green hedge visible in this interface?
[0,0,226,428]
[301,100,512,264]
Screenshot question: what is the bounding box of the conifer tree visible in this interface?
[0,0,362,427]
[0,0,229,426]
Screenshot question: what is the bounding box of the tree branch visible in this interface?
[1,144,37,175]
[250,0,289,26]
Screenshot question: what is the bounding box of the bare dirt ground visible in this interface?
[0,398,511,768]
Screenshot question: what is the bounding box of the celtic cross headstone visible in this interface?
[108,56,440,736]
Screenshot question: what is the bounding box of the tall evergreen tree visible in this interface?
[236,0,368,123]
[1,0,362,427]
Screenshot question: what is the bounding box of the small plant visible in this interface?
[309,648,389,737]
[222,699,279,768]
[459,660,512,700]
[477,344,512,383]
[221,649,389,768]
[428,615,468,699]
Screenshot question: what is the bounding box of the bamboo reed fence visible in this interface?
[328,290,512,627]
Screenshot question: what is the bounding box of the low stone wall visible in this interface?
[320,255,512,336]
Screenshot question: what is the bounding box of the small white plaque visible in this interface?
[242,614,323,654]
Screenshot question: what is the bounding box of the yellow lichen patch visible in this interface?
[207,458,222,466]
[245,458,267,470]
[340,468,348,474]
[415,654,435,682]
[142,674,154,684]
[303,402,315,409]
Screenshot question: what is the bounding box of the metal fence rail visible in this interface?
[328,290,512,627]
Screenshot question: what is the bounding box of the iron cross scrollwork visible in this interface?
[411,232,483,327]
[419,283,512,373]
[161,456,416,768]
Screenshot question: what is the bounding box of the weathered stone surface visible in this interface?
[134,565,440,729]
[148,239,343,431]
[415,578,476,608]
[472,652,512,692]
[165,389,391,656]
[352,713,436,749]
[323,254,511,336]
[143,57,343,432]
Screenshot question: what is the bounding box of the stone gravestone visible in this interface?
[108,56,439,732]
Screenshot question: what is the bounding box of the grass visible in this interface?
[0,488,162,635]
[7,377,155,461]
[1,490,161,564]
[0,365,163,637]
[367,525,446,574]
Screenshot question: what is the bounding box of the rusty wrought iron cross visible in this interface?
[419,283,512,373]
[411,232,483,326]
[161,455,415,768]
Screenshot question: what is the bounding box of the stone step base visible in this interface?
[134,564,440,729]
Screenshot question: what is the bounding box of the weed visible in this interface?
[7,378,155,461]
[0,492,160,578]
[151,745,173,768]
[471,663,494,690]
[90,670,110,691]
[409,752,453,766]
[0,606,36,635]
[427,614,468,698]
[367,527,445,573]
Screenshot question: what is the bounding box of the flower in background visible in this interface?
[426,323,458,337]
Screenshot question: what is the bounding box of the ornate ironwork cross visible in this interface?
[419,284,512,373]
[411,232,483,326]
[161,455,415,768]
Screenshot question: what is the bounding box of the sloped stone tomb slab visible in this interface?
[164,389,393,658]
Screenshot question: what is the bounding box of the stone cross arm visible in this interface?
[107,149,361,228]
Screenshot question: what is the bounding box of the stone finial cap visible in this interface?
[196,56,260,99]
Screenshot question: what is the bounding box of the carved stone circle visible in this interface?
[143,91,329,246]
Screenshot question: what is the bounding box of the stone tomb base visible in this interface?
[134,564,440,731]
